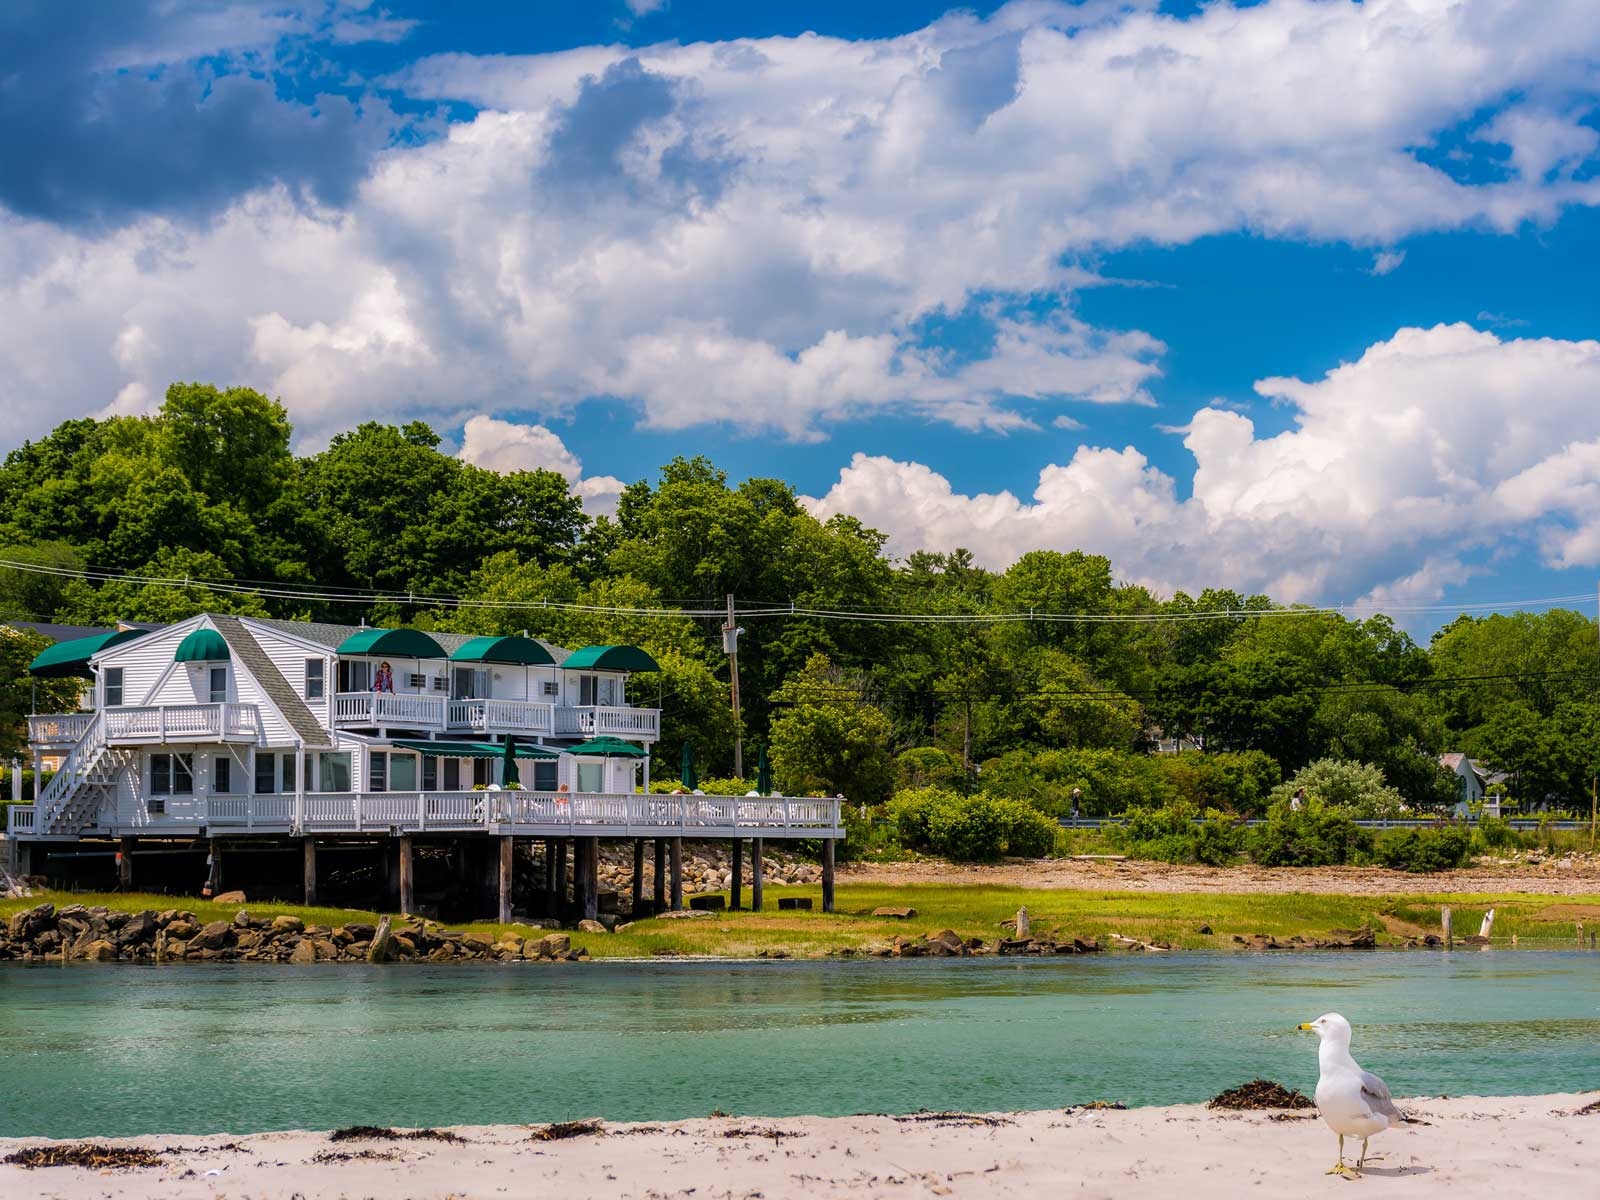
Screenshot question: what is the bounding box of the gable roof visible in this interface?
[211,615,334,749]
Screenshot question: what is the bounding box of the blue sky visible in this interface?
[2,0,1600,626]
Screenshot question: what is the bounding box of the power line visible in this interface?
[0,555,1595,627]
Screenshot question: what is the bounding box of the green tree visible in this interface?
[0,627,84,760]
[1271,758,1405,819]
[769,653,894,803]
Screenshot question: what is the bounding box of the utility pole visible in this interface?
[724,594,744,779]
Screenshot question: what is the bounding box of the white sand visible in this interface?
[2,1094,1593,1199]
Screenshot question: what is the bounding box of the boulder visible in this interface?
[271,914,305,934]
[234,930,263,951]
[288,939,318,964]
[313,938,339,961]
[688,895,726,911]
[461,934,494,954]
[189,921,232,951]
[872,907,917,920]
[166,919,199,940]
[576,919,607,934]
[82,939,118,962]
[214,890,247,904]
[777,897,813,911]
[391,935,417,958]
[117,911,159,945]
[542,933,572,956]
[233,909,252,927]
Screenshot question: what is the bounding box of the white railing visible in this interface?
[447,698,556,735]
[334,692,447,729]
[35,710,107,827]
[102,703,262,743]
[8,805,36,832]
[28,712,95,744]
[553,705,661,740]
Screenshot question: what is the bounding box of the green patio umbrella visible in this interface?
[499,736,520,787]
[756,745,772,796]
[679,741,698,791]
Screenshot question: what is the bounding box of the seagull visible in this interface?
[1298,1012,1403,1178]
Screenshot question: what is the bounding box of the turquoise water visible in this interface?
[2,954,1596,1137]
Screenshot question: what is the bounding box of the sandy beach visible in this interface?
[3,1094,1593,1199]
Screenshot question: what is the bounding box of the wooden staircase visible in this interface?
[35,713,130,836]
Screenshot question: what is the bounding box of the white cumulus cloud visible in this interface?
[458,414,626,516]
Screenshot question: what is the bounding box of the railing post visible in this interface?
[419,792,426,831]
[158,707,167,743]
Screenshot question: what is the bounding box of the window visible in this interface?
[208,666,227,704]
[305,659,325,700]
[150,753,194,796]
[443,758,460,790]
[472,758,492,787]
[407,673,427,689]
[370,752,388,792]
[104,667,124,707]
[422,757,437,790]
[214,756,231,794]
[452,667,488,699]
[579,675,598,706]
[532,760,558,791]
[255,753,277,794]
[541,680,558,697]
[432,675,448,691]
[281,753,295,793]
[577,760,604,793]
[317,752,351,793]
[390,754,417,791]
[337,659,372,692]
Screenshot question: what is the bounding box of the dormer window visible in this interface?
[208,667,228,704]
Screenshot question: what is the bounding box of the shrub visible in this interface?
[886,787,1059,861]
[1109,803,1246,865]
[1473,815,1518,850]
[927,794,1006,862]
[894,747,965,791]
[1156,751,1282,816]
[1269,759,1406,819]
[886,786,955,849]
[992,796,1059,858]
[1374,827,1473,873]
[1249,802,1374,867]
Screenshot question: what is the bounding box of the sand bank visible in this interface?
[3,1093,1594,1199]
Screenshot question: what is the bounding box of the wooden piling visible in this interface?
[498,835,515,924]
[631,839,645,913]
[302,837,317,905]
[730,838,743,911]
[653,838,667,911]
[581,837,600,922]
[821,838,835,914]
[1442,905,1453,949]
[117,836,134,891]
[556,839,569,907]
[398,835,414,915]
[750,836,764,912]
[670,836,684,910]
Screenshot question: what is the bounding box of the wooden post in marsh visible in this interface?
[669,836,684,910]
[730,839,743,911]
[1478,908,1496,940]
[117,837,134,891]
[1442,905,1453,949]
[750,836,764,912]
[366,915,394,963]
[653,838,667,911]
[631,839,645,913]
[302,838,318,906]
[398,835,414,915]
[498,835,514,924]
[821,838,836,914]
[581,837,600,923]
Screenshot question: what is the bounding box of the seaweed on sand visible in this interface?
[1208,1080,1316,1111]
[893,1111,1013,1127]
[530,1119,605,1141]
[328,1126,467,1143]
[3,1144,164,1170]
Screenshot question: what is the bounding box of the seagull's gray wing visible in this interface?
[1359,1070,1404,1121]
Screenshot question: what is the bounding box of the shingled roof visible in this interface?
[211,615,334,749]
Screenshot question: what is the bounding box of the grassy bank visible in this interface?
[5,884,1597,960]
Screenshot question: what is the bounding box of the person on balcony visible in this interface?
[373,661,395,693]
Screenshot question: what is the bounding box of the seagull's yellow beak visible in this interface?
[1297,1022,1315,1031]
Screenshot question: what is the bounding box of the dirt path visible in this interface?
[840,854,1600,896]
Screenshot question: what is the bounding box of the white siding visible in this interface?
[245,623,336,732]
[95,618,204,709]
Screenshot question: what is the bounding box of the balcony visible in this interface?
[28,712,95,746]
[554,705,661,740]
[447,698,555,736]
[103,703,263,744]
[333,692,448,731]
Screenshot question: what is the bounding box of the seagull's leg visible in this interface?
[1326,1134,1350,1175]
[1356,1138,1384,1168]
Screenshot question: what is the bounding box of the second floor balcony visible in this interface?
[332,692,660,741]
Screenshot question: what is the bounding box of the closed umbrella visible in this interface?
[500,736,520,787]
[679,741,698,791]
[756,745,772,796]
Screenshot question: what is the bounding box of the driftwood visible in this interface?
[1109,932,1170,952]
[365,915,393,963]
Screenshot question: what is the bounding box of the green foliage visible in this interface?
[1155,750,1282,815]
[886,786,1058,862]
[1271,758,1406,819]
[0,627,82,760]
[1473,815,1517,850]
[895,746,965,790]
[770,654,895,804]
[1249,802,1374,867]
[1373,827,1474,873]
[1108,803,1246,866]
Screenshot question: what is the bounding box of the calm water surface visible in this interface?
[2,954,1597,1137]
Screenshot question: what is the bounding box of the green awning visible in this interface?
[560,644,660,672]
[336,627,447,659]
[27,629,147,678]
[388,739,559,760]
[568,736,649,758]
[450,635,557,666]
[174,627,230,662]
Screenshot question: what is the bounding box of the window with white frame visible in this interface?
[104,667,124,707]
[532,760,558,791]
[305,659,325,699]
[255,753,277,794]
[214,756,232,794]
[541,680,558,697]
[317,752,352,792]
[150,752,194,796]
[208,666,227,704]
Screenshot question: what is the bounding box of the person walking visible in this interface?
[1070,787,1082,825]
[1290,786,1307,813]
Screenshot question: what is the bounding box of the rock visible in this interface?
[461,934,494,954]
[997,938,1033,956]
[367,917,395,963]
[234,930,263,951]
[1197,925,1213,935]
[343,923,377,943]
[82,939,117,962]
[688,895,726,911]
[116,911,159,945]
[777,897,813,911]
[214,890,247,904]
[391,934,417,958]
[288,939,318,964]
[270,914,304,934]
[189,921,232,950]
[233,909,252,927]
[577,919,607,934]
[166,919,199,940]
[657,909,714,920]
[872,907,917,919]
[313,938,339,961]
